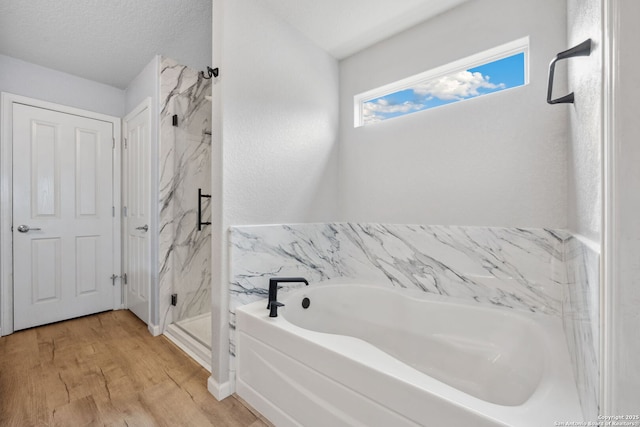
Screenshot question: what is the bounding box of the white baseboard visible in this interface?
[207,376,233,401]
[164,324,212,372]
[147,323,162,336]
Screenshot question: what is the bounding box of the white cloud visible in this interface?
[363,114,384,125]
[413,71,505,101]
[362,99,425,124]
[364,99,423,115]
[361,71,506,125]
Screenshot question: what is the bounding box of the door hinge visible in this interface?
[112,206,115,217]
[171,293,177,306]
[113,137,115,149]
[123,206,128,217]
[124,138,127,149]
[123,273,127,285]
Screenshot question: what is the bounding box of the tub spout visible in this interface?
[267,277,309,317]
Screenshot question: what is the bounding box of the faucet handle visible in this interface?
[268,301,285,318]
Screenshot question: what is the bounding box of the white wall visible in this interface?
[567,0,602,242]
[220,1,339,226]
[339,0,568,228]
[209,0,340,391]
[210,0,225,393]
[608,0,640,414]
[0,54,124,117]
[125,56,159,115]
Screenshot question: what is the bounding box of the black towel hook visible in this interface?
[201,66,219,80]
[547,39,592,104]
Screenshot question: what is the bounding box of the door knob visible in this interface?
[16,225,42,233]
[136,224,149,232]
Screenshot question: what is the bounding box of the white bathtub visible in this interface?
[236,284,582,426]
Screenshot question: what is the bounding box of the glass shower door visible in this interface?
[171,88,213,349]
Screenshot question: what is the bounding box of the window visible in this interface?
[354,37,529,127]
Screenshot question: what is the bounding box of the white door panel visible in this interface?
[12,103,114,330]
[123,102,151,324]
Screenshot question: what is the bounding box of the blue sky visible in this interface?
[363,52,525,124]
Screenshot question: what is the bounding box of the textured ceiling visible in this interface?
[262,0,469,59]
[0,0,466,90]
[0,0,212,89]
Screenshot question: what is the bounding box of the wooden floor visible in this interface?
[0,310,270,427]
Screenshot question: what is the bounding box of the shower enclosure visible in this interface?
[171,90,212,347]
[159,57,213,369]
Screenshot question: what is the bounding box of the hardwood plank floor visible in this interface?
[0,310,271,427]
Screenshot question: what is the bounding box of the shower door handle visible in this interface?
[197,188,211,231]
[136,224,149,232]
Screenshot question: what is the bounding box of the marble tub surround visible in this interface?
[563,235,600,420]
[228,223,570,365]
[158,56,212,331]
[229,223,568,314]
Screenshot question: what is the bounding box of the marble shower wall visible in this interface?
[228,222,601,416]
[563,236,600,420]
[159,57,212,331]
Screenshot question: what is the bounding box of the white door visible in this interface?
[12,103,115,330]
[123,102,151,324]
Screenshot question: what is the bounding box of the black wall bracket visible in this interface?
[547,39,592,104]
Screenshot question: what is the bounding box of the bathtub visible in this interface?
[236,283,582,426]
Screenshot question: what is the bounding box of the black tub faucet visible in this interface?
[267,277,309,317]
